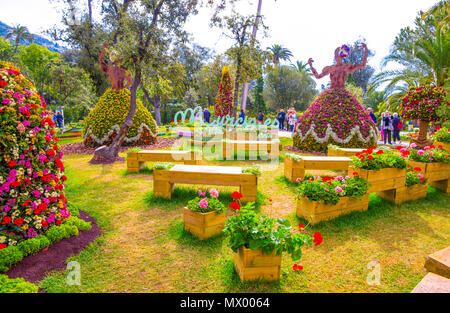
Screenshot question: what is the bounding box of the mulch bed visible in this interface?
[5,210,102,287]
[284,145,327,156]
[61,137,181,155]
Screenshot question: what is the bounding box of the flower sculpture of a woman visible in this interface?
[293,44,378,152]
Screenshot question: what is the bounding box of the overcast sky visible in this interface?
[0,0,439,87]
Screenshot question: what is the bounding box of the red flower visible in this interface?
[229,201,240,211]
[0,81,7,87]
[353,172,359,176]
[14,218,24,226]
[293,264,303,271]
[376,150,384,155]
[47,149,55,158]
[269,199,272,202]
[396,146,403,151]
[2,216,12,224]
[230,191,243,200]
[61,175,67,181]
[313,232,323,246]
[41,220,48,228]
[414,167,421,172]
[368,155,373,161]
[11,181,20,188]
[299,223,304,229]
[0,243,7,250]
[7,160,17,167]
[438,145,443,149]
[420,178,425,182]
[56,220,61,226]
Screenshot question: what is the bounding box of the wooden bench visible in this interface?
[153,165,258,202]
[284,155,351,183]
[127,150,201,173]
[223,140,281,160]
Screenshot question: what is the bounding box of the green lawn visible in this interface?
[39,141,450,293]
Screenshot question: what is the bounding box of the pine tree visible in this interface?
[215,66,234,117]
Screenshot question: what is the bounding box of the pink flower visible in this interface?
[199,198,208,208]
[209,188,219,199]
[335,186,343,193]
[417,150,425,156]
[296,178,302,182]
[410,143,417,148]
[198,190,206,197]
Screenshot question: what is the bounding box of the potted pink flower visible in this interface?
[183,188,227,240]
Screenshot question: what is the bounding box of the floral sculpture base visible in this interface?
[377,183,429,204]
[296,195,369,225]
[234,246,281,282]
[348,167,406,193]
[182,207,226,240]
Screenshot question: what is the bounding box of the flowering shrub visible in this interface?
[294,88,378,152]
[223,206,319,261]
[214,66,233,117]
[401,85,446,121]
[242,164,262,176]
[0,61,71,249]
[405,166,427,187]
[432,127,450,143]
[83,88,157,147]
[297,175,368,205]
[187,189,226,214]
[408,146,449,164]
[228,191,243,212]
[350,147,408,170]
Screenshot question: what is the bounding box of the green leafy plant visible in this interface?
[127,147,143,154]
[432,127,450,143]
[0,275,38,293]
[350,147,408,170]
[187,189,226,214]
[405,166,427,187]
[153,162,175,170]
[408,146,449,164]
[223,206,316,261]
[286,153,302,162]
[242,165,262,176]
[297,175,368,205]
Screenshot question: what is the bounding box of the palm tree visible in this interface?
[292,60,312,75]
[369,1,449,112]
[6,25,34,54]
[267,44,293,67]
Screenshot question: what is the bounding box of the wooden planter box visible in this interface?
[434,141,450,152]
[296,195,369,224]
[284,157,305,183]
[349,166,406,193]
[182,207,226,240]
[234,246,281,282]
[407,160,450,194]
[377,183,428,204]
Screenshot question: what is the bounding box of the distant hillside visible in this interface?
[0,21,65,53]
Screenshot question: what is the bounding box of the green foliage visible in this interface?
[408,147,450,164]
[432,127,450,143]
[405,167,427,186]
[127,147,143,154]
[0,246,24,273]
[350,148,407,170]
[242,165,262,176]
[64,216,92,232]
[263,65,317,112]
[0,275,38,293]
[250,77,266,114]
[16,236,50,256]
[83,88,157,147]
[153,162,175,170]
[285,153,302,162]
[187,196,226,214]
[223,207,313,261]
[297,176,368,205]
[45,224,78,244]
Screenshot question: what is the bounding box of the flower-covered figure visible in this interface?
[215,66,234,117]
[0,62,70,248]
[293,44,378,152]
[83,43,157,148]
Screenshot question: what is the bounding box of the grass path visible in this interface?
[40,143,450,293]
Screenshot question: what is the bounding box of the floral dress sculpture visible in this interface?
[83,43,157,147]
[293,44,378,152]
[0,62,70,248]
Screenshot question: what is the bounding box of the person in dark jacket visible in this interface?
[203,108,211,124]
[277,109,286,130]
[367,108,377,124]
[257,111,264,123]
[383,111,393,145]
[392,113,402,144]
[239,109,245,124]
[55,111,64,128]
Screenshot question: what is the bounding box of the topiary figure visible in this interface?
[294,44,378,153]
[215,65,234,117]
[83,88,157,147]
[0,61,70,249]
[401,85,447,149]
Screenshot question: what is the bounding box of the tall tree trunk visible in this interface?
[90,70,141,164]
[240,0,263,112]
[411,120,432,149]
[152,96,162,126]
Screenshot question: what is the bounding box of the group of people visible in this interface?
[366,108,403,145]
[277,108,298,132]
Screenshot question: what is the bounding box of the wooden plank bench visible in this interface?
[153,165,258,202]
[223,140,281,160]
[127,150,201,173]
[284,155,351,183]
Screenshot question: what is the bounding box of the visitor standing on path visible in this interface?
[367,108,376,124]
[380,112,385,141]
[257,111,264,123]
[55,111,64,128]
[392,113,402,144]
[383,111,393,145]
[277,109,286,130]
[203,107,211,124]
[239,109,245,124]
